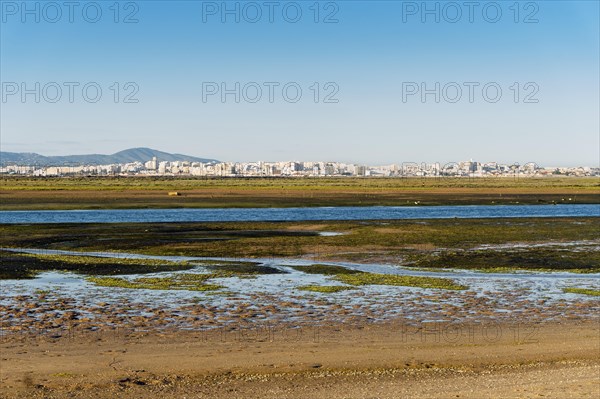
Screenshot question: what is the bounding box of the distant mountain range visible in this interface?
[0,148,219,166]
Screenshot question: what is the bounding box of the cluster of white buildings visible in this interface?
[1,158,598,177]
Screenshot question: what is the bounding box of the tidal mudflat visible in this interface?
[1,217,598,337]
[1,217,599,398]
[1,248,598,338]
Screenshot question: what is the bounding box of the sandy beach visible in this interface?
[1,320,599,398]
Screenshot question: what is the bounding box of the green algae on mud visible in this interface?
[1,218,598,277]
[411,247,600,274]
[0,250,288,280]
[23,253,187,267]
[87,274,226,292]
[296,285,356,293]
[290,264,469,291]
[83,261,287,291]
[204,262,286,275]
[0,250,194,280]
[290,264,363,275]
[2,218,597,262]
[562,288,600,297]
[334,273,468,290]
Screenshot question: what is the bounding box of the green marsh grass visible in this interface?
[3,176,598,210]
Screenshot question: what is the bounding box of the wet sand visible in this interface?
[1,320,598,398]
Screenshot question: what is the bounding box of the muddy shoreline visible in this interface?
[1,320,598,398]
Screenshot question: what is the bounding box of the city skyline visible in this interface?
[2,147,598,179]
[1,146,597,170]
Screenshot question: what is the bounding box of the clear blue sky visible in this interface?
[1,0,598,166]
